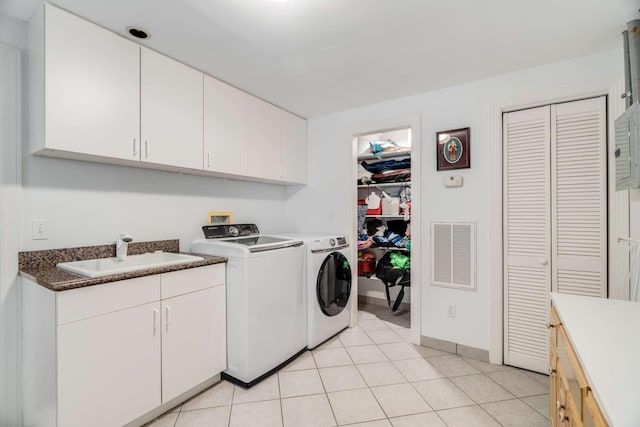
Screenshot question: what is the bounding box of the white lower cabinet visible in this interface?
[57,302,161,427]
[162,286,226,403]
[22,264,226,427]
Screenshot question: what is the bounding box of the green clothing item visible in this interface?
[390,252,410,269]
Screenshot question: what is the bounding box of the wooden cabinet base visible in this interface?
[549,305,608,427]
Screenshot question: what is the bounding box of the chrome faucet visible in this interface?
[116,233,133,262]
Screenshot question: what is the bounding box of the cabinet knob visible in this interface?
[540,258,549,266]
[546,322,558,329]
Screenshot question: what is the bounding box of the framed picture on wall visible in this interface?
[436,127,470,171]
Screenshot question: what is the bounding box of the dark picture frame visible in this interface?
[436,127,470,171]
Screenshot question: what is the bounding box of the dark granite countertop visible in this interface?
[19,239,226,292]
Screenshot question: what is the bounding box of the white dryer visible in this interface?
[280,233,352,349]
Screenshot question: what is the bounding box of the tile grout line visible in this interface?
[449,373,516,404]
[362,385,391,425]
[314,354,341,427]
[322,327,391,426]
[362,311,446,425]
[475,401,507,427]
[353,316,397,426]
[405,373,438,415]
[431,410,450,427]
[519,395,551,420]
[227,382,236,427]
[482,370,538,400]
[275,372,283,427]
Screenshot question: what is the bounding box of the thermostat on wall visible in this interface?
[443,176,463,187]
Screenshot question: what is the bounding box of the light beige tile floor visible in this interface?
[146,303,550,427]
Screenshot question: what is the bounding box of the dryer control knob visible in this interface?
[228,226,239,237]
[330,238,336,246]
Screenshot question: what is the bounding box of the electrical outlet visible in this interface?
[32,220,49,240]
[446,304,456,318]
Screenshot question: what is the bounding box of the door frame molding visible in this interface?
[349,114,422,345]
[489,77,627,364]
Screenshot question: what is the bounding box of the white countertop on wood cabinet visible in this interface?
[551,293,640,427]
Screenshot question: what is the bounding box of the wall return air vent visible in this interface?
[430,221,476,290]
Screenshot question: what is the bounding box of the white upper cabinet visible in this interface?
[281,110,308,184]
[204,75,249,175]
[141,47,203,170]
[248,97,283,181]
[30,4,307,185]
[44,4,140,160]
[247,98,308,184]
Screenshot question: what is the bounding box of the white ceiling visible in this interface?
[1,0,637,117]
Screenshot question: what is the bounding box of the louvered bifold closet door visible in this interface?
[551,97,607,297]
[503,106,551,373]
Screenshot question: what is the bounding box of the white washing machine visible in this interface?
[280,233,352,349]
[191,224,306,387]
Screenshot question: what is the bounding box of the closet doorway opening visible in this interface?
[350,117,422,345]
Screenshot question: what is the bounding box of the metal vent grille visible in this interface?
[431,222,475,290]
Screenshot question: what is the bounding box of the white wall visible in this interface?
[631,188,640,240]
[287,50,624,351]
[0,12,28,49]
[0,12,27,427]
[21,157,288,251]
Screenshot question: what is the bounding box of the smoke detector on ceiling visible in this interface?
[126,26,150,40]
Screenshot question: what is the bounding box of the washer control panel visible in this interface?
[308,236,349,251]
[202,224,260,239]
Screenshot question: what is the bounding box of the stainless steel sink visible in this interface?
[57,252,204,278]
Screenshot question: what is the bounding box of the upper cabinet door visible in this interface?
[247,97,282,181]
[203,76,249,175]
[281,111,307,184]
[45,5,140,161]
[141,48,203,170]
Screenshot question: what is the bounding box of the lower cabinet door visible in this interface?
[57,302,161,427]
[162,286,226,402]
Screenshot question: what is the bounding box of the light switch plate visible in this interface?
[32,220,49,240]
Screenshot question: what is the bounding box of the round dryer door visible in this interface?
[316,252,352,317]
